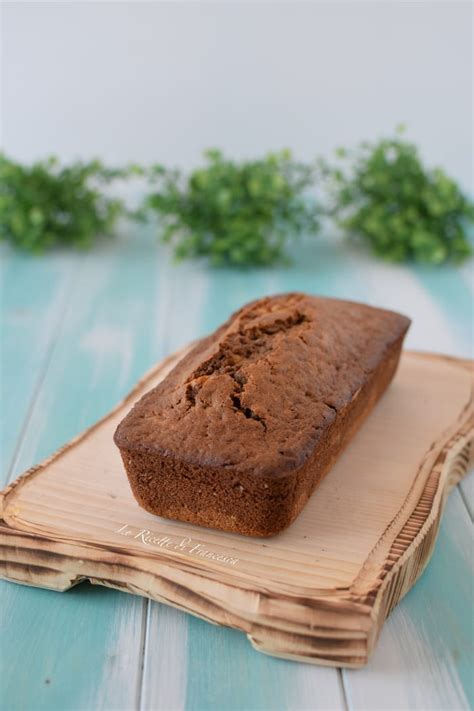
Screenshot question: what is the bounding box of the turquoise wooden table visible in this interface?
[1,229,472,711]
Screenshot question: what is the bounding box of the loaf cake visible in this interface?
[114,294,410,537]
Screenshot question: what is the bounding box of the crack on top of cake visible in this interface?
[230,394,268,431]
[189,308,309,382]
[183,298,311,425]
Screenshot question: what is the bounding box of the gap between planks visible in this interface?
[4,257,81,487]
[458,482,473,523]
[337,668,350,711]
[136,597,150,711]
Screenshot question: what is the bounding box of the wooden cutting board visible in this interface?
[0,349,472,668]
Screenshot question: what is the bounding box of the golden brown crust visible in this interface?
[114,293,410,536]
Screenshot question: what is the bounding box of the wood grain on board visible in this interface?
[1,347,472,668]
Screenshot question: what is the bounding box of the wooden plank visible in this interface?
[340,248,460,355]
[343,489,473,710]
[413,264,472,358]
[418,265,472,517]
[0,247,76,485]
[412,264,473,516]
[183,613,346,711]
[0,232,166,711]
[459,470,474,520]
[140,604,189,711]
[7,233,166,481]
[0,580,145,711]
[142,603,346,711]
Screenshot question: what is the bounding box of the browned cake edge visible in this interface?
[117,334,406,537]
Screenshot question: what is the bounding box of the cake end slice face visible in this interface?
[114,293,410,536]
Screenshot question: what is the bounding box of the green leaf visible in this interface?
[0,152,140,252]
[322,129,474,264]
[143,149,320,266]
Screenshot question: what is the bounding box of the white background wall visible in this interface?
[2,1,472,190]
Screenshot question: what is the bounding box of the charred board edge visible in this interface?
[0,351,472,667]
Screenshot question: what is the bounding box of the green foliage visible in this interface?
[0,153,141,252]
[144,149,320,266]
[321,127,474,264]
[3,135,472,266]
